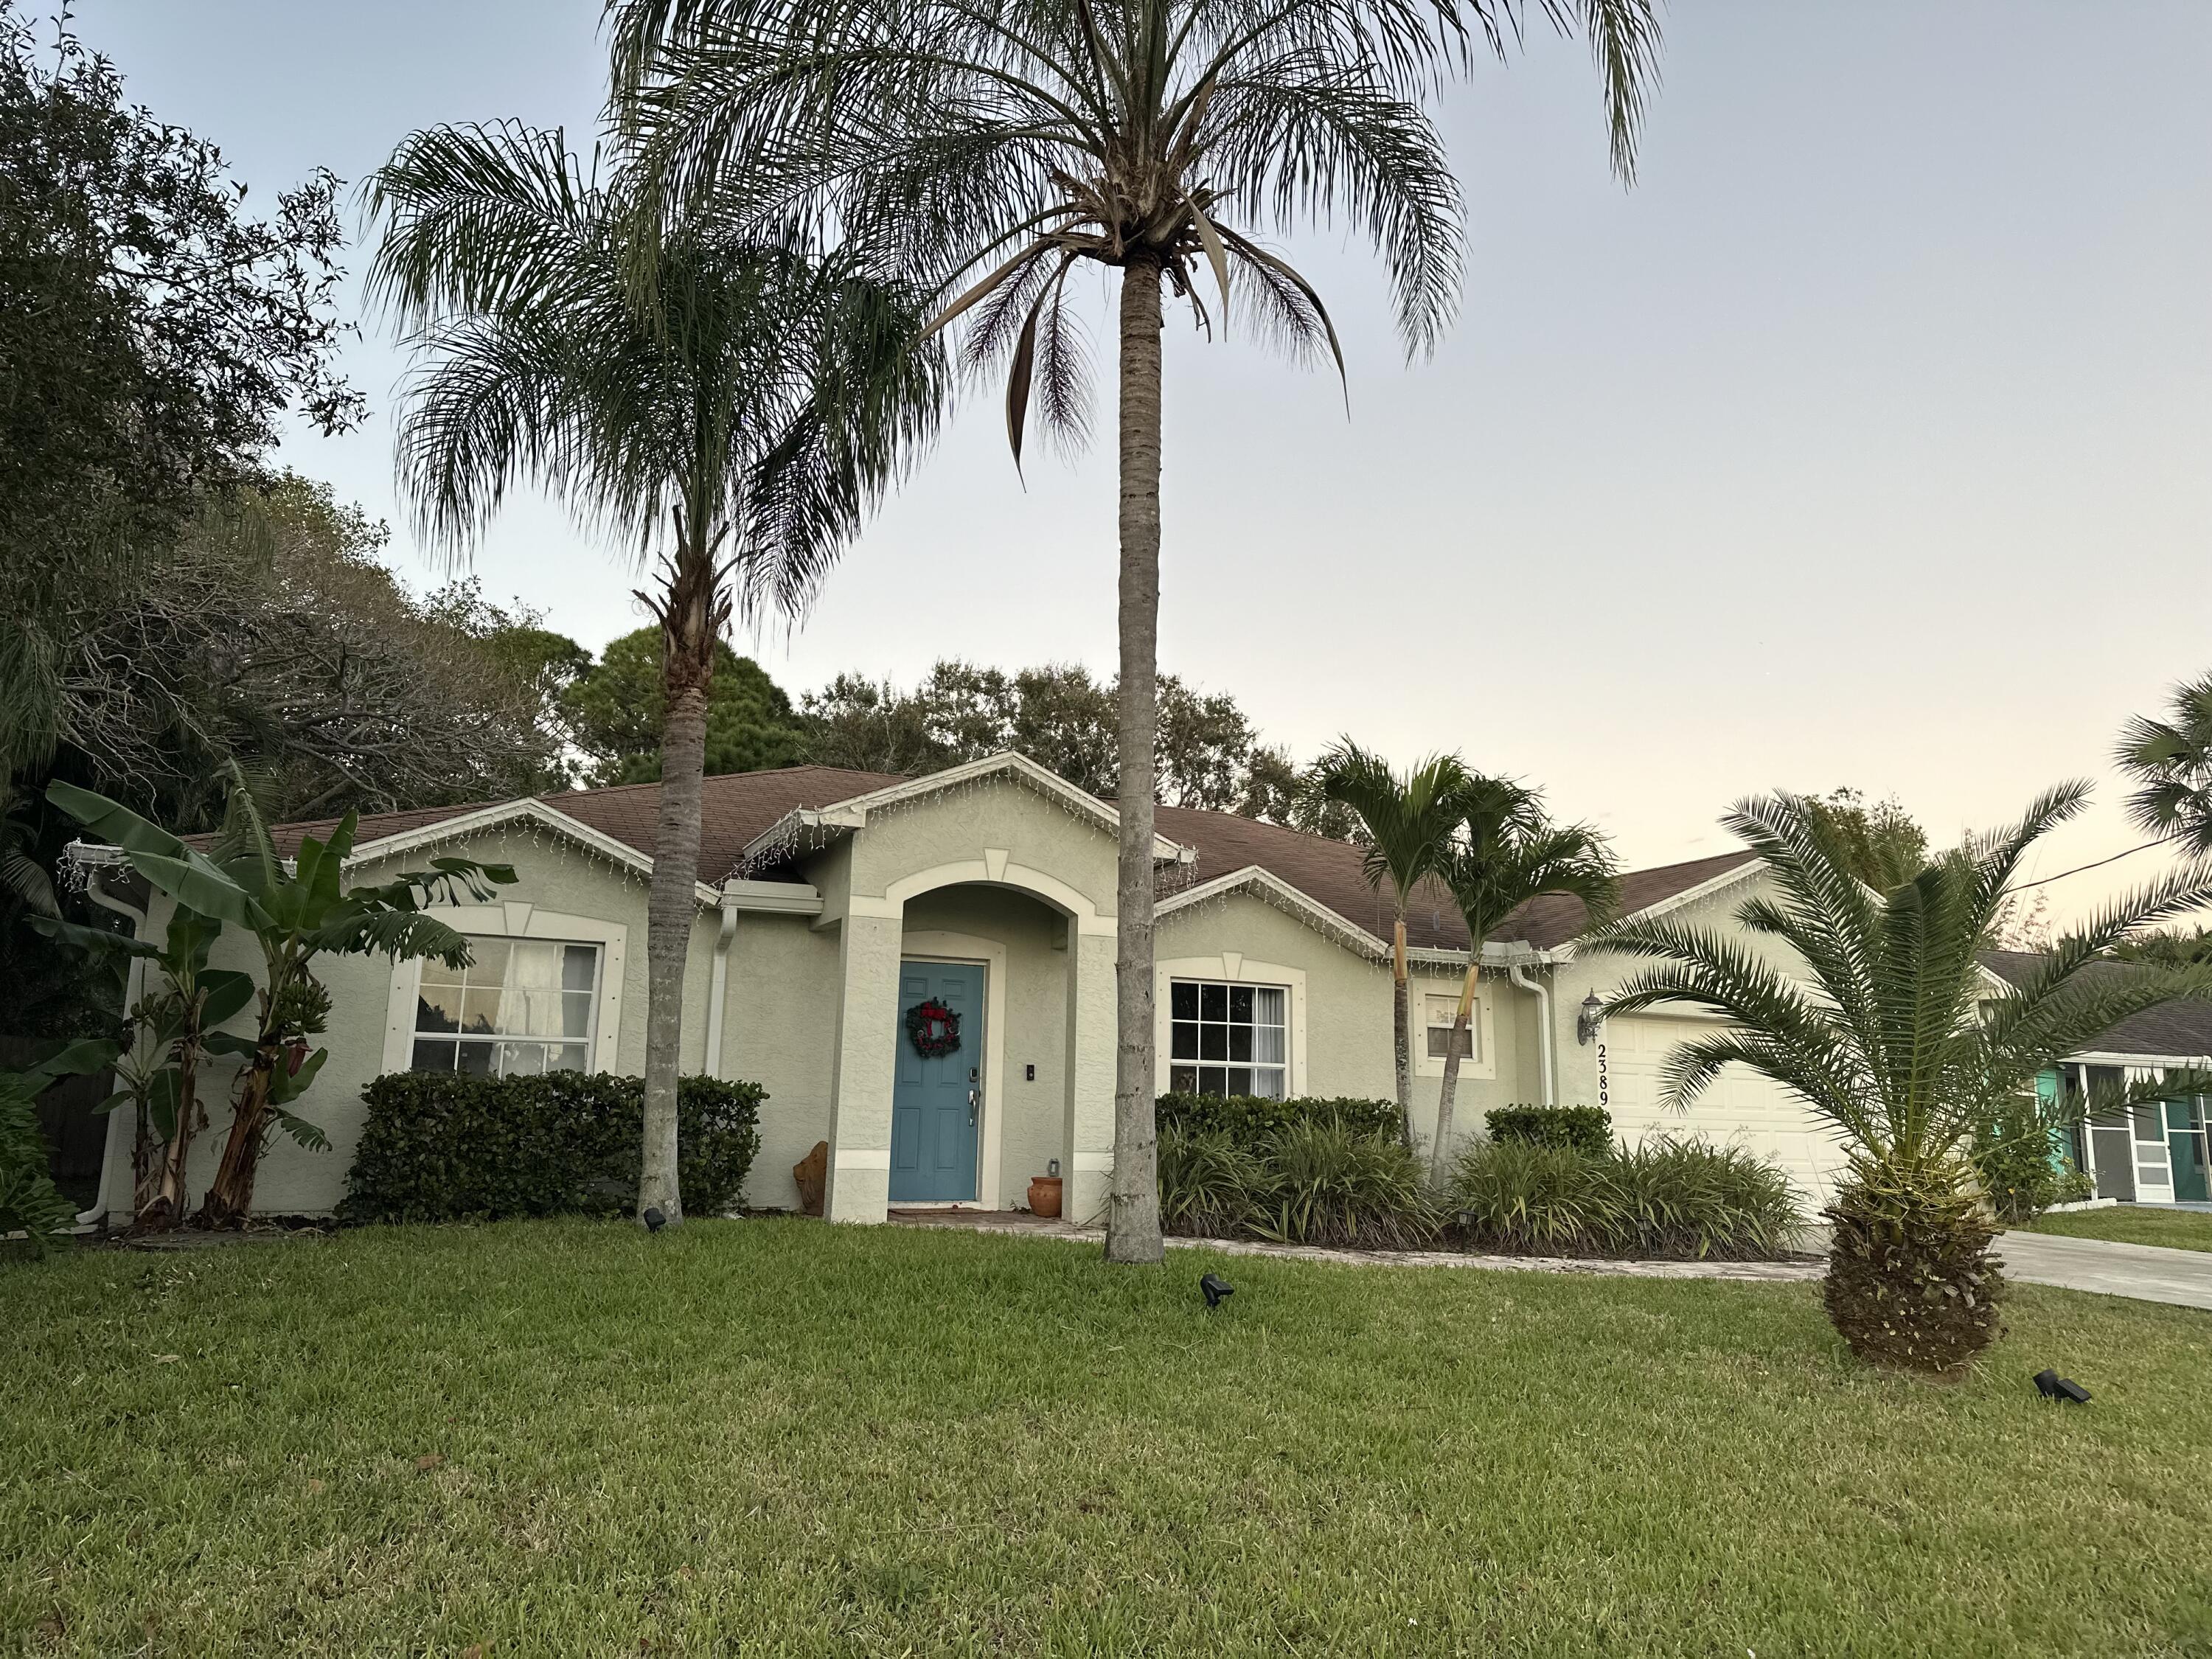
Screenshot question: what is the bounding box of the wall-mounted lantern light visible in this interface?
[1576,993,1606,1046]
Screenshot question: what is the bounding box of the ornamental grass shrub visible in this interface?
[1245,1121,1442,1250]
[1449,1135,1802,1261]
[341,1071,762,1223]
[1155,1126,1265,1239]
[1154,1091,1400,1152]
[1156,1113,1439,1248]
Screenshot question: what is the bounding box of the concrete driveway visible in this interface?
[1997,1231,2212,1312]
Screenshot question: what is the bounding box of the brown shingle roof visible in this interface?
[1981,948,2212,1060]
[227,764,1756,953]
[1152,805,1756,950]
[224,765,898,881]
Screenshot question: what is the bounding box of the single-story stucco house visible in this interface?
[74,752,1866,1227]
[1983,950,2212,1206]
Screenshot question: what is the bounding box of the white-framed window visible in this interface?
[411,938,601,1077]
[1413,975,1497,1079]
[1423,991,1478,1061]
[1168,979,1287,1099]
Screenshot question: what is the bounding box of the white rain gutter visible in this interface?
[77,865,148,1228]
[703,897,740,1081]
[1507,960,1557,1107]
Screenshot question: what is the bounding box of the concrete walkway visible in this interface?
[891,1211,2212,1308]
[1996,1230,2212,1312]
[887,1208,1826,1283]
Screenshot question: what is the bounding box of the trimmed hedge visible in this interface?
[341,1071,762,1224]
[1484,1104,1613,1156]
[1155,1091,1401,1150]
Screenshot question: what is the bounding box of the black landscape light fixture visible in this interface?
[1200,1272,1235,1310]
[2034,1368,2091,1404]
[643,1207,667,1234]
[1576,993,1606,1046]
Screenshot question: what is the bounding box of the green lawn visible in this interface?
[2025,1206,2212,1253]
[6,1221,2211,1658]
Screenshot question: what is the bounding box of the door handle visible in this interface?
[968,1087,981,1125]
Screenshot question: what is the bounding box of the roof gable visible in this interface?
[737,751,1189,873]
[210,758,1762,958]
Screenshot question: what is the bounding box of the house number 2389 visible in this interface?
[1596,1041,1609,1110]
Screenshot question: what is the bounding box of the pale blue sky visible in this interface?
[56,2,2212,917]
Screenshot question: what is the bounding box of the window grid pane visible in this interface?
[413,939,600,1077]
[1171,979,1288,1100]
[1423,993,1478,1062]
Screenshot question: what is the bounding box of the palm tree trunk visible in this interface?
[1105,252,1165,1266]
[639,608,714,1229]
[1433,961,1479,1180]
[1391,912,1412,1151]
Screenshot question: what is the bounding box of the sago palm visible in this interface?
[2115,670,2212,858]
[1593,785,2212,1374]
[1305,740,1473,1148]
[365,122,943,1229]
[611,0,1660,1264]
[1431,776,1616,1175]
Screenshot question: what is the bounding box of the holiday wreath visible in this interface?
[905,997,962,1059]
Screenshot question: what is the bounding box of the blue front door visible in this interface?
[890,960,984,1203]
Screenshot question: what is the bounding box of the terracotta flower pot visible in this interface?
[1026,1175,1063,1219]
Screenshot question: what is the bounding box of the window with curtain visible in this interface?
[412,939,599,1077]
[1169,980,1287,1099]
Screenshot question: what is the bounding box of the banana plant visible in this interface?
[32,902,252,1226]
[48,769,515,1227]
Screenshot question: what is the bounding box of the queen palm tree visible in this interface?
[1592,786,2212,1375]
[611,0,1660,1263]
[2116,671,2212,857]
[1430,776,1616,1174]
[365,122,942,1230]
[1305,741,1472,1148]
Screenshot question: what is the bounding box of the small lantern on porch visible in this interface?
[1576,992,1606,1046]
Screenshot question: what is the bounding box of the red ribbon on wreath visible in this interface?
[905,997,962,1059]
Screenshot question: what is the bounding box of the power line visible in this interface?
[2014,832,2188,893]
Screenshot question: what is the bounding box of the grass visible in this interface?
[2025,1205,2212,1253]
[6,1220,2212,1658]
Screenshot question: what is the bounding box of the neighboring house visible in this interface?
[72,753,1846,1225]
[1983,950,2212,1206]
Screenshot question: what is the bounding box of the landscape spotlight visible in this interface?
[643,1207,667,1234]
[2034,1368,2090,1404]
[1199,1272,1235,1310]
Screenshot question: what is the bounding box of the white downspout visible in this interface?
[79,866,149,1228]
[1508,960,1557,1108]
[702,896,739,1080]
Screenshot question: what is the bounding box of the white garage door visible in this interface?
[1604,1015,1849,1209]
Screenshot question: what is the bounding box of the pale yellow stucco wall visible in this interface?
[94,824,719,1220]
[1153,891,1542,1161]
[802,773,1121,1222]
[718,908,839,1210]
[100,779,1817,1225]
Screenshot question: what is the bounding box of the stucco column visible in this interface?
[823,905,905,1223]
[1062,925,1117,1225]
